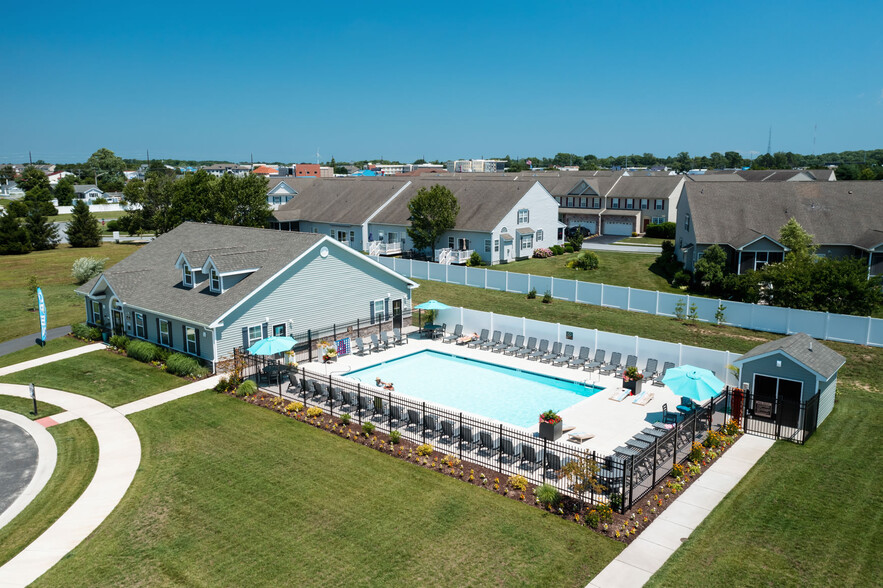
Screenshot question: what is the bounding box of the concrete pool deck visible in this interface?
[299,334,694,455]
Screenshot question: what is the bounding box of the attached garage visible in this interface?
[602,218,633,236]
[569,219,597,234]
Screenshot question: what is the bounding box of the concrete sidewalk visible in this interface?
[0,343,105,377]
[588,434,775,588]
[117,375,222,416]
[0,384,141,588]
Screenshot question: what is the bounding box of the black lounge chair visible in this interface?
[407,409,422,431]
[515,337,537,358]
[467,328,490,349]
[373,396,389,417]
[552,344,575,366]
[569,346,591,369]
[545,452,572,474]
[600,352,622,375]
[479,330,502,350]
[492,332,514,353]
[358,394,373,416]
[342,390,357,411]
[528,339,549,361]
[479,430,500,453]
[287,372,302,394]
[541,341,563,363]
[460,425,480,449]
[440,419,460,441]
[520,444,544,470]
[389,405,409,427]
[330,386,344,407]
[423,414,442,437]
[500,437,522,462]
[442,324,463,344]
[504,334,525,355]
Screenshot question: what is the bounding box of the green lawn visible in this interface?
[500,250,685,294]
[614,236,666,246]
[0,417,98,567]
[35,392,623,587]
[0,243,142,342]
[0,336,88,369]
[0,349,190,407]
[0,395,64,419]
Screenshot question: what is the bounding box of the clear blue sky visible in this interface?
[1,0,880,164]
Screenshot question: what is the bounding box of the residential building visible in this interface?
[698,169,837,181]
[675,181,883,277]
[74,184,106,203]
[76,222,417,370]
[252,165,279,176]
[265,177,317,209]
[47,170,75,185]
[201,164,251,177]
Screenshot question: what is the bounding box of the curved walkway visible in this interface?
[0,384,141,588]
[0,343,105,377]
[0,410,57,532]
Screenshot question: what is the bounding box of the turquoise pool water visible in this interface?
[344,350,602,428]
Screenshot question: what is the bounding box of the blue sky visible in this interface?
[1,0,880,163]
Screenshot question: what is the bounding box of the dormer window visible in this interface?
[182,262,193,287]
[210,267,221,293]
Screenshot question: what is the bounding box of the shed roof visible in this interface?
[734,333,846,380]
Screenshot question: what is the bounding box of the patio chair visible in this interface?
[358,394,373,416]
[492,332,514,353]
[467,328,490,349]
[389,405,409,428]
[643,358,659,379]
[500,437,522,463]
[342,390,357,411]
[479,430,500,453]
[569,346,591,369]
[584,349,606,371]
[423,414,442,437]
[354,337,370,356]
[520,444,544,470]
[380,331,393,349]
[393,328,407,345]
[440,419,460,442]
[369,333,382,352]
[599,351,621,375]
[515,337,537,358]
[661,403,678,424]
[545,452,572,474]
[314,382,330,402]
[302,378,316,396]
[330,386,345,407]
[407,409,422,431]
[614,354,638,378]
[373,396,389,417]
[459,425,480,449]
[653,362,676,386]
[528,339,549,361]
[552,344,575,366]
[541,341,563,363]
[479,330,502,350]
[442,324,463,344]
[287,372,302,394]
[503,334,525,355]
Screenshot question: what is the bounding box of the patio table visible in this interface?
[676,404,695,415]
[422,324,445,339]
[263,364,290,386]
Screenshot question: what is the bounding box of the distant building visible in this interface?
[252,165,279,176]
[320,166,333,178]
[47,170,75,185]
[201,164,251,178]
[74,184,106,204]
[447,159,507,173]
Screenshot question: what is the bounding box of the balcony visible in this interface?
[435,248,473,265]
[368,241,402,256]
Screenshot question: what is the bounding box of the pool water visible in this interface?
[344,350,602,428]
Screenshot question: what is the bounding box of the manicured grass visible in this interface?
[0,336,88,368]
[647,385,883,587]
[0,418,98,567]
[36,392,623,586]
[615,236,666,246]
[0,349,190,407]
[0,395,64,419]
[501,250,685,294]
[0,243,142,342]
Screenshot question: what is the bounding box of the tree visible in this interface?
[24,207,60,250]
[55,176,76,206]
[709,152,727,169]
[558,451,606,512]
[212,173,271,227]
[810,257,883,315]
[0,213,31,254]
[693,244,728,291]
[779,217,816,263]
[86,147,126,188]
[673,151,692,173]
[724,151,743,168]
[18,167,50,193]
[66,200,102,247]
[406,184,459,253]
[0,165,15,185]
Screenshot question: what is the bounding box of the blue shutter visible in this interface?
[168,321,174,348]
[370,301,375,324]
[195,329,201,356]
[183,325,187,352]
[384,299,389,321]
[262,323,269,339]
[156,318,160,345]
[242,327,248,350]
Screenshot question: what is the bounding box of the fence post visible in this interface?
[505,271,509,292]
[422,402,426,443]
[627,456,635,511]
[357,318,360,337]
[627,287,631,311]
[301,367,307,406]
[543,438,548,481]
[673,418,680,468]
[327,373,333,417]
[459,413,463,461]
[725,386,731,420]
[620,456,628,514]
[357,384,362,426]
[691,412,697,446]
[655,291,659,315]
[824,312,830,340]
[652,437,658,488]
[307,329,313,362]
[498,423,503,470]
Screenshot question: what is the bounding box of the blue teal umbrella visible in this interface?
[414,299,450,310]
[247,336,298,356]
[662,365,725,403]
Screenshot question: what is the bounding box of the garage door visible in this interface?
[602,219,632,236]
[570,220,596,234]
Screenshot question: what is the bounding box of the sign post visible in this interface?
[29,382,37,416]
[37,287,47,347]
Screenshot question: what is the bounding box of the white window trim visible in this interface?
[134,312,145,338]
[536,229,544,242]
[210,267,221,293]
[186,326,198,355]
[246,324,262,348]
[520,235,533,250]
[517,209,529,224]
[494,239,499,252]
[182,263,193,287]
[159,319,170,347]
[373,299,385,322]
[91,300,102,325]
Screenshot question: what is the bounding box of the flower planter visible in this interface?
[539,420,562,441]
[623,378,643,396]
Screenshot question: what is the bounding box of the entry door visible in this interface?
[753,374,778,419]
[643,218,651,231]
[112,309,124,336]
[778,379,803,428]
[392,299,403,330]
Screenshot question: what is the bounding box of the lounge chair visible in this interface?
[330,386,345,407]
[459,425,480,449]
[545,452,572,473]
[287,372,302,394]
[423,414,442,437]
[653,362,675,386]
[614,354,638,378]
[389,405,409,428]
[528,339,549,361]
[500,437,522,462]
[585,349,606,371]
[515,337,537,358]
[567,431,595,444]
[479,330,502,350]
[479,430,500,453]
[380,331,393,349]
[569,346,591,369]
[609,388,630,402]
[632,388,654,405]
[373,396,389,417]
[354,337,370,356]
[369,333,382,352]
[643,358,659,380]
[442,324,463,343]
[342,390,357,411]
[503,334,525,355]
[599,351,621,375]
[467,328,490,349]
[440,419,460,442]
[520,444,544,470]
[626,438,650,450]
[393,328,407,345]
[407,409,422,431]
[541,341,563,363]
[661,403,678,424]
[552,344,575,366]
[312,381,328,401]
[492,332,513,353]
[358,394,373,416]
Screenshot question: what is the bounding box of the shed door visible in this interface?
[753,374,803,428]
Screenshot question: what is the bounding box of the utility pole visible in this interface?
[767,126,772,154]
[29,151,32,165]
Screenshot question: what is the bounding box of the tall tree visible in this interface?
[66,200,102,247]
[86,147,126,187]
[693,244,728,291]
[779,217,816,263]
[24,207,60,250]
[55,176,76,206]
[406,184,459,253]
[724,151,743,168]
[213,173,271,227]
[673,152,692,173]
[0,213,32,254]
[18,167,50,193]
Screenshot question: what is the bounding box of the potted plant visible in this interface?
[539,410,563,441]
[623,366,644,395]
[319,340,337,363]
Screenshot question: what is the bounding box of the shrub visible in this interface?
[165,353,208,378]
[126,339,159,363]
[71,322,102,341]
[672,270,691,288]
[689,442,704,463]
[723,418,741,436]
[595,503,614,523]
[108,334,129,350]
[536,483,560,507]
[703,430,723,449]
[563,243,574,253]
[608,492,623,512]
[542,290,552,304]
[572,250,599,271]
[362,422,376,435]
[527,287,537,299]
[235,380,257,397]
[416,443,433,456]
[507,475,528,492]
[286,402,303,413]
[442,454,461,468]
[389,429,401,444]
[106,220,121,232]
[567,233,583,251]
[551,245,565,255]
[215,377,230,393]
[645,222,676,239]
[306,407,323,418]
[466,251,482,266]
[532,247,553,258]
[71,256,109,285]
[585,509,600,528]
[340,412,351,425]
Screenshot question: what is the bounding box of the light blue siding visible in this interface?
[817,374,837,425]
[739,354,816,402]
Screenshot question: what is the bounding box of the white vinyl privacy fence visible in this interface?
[434,307,741,387]
[374,257,883,348]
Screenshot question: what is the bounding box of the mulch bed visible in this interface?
[236,389,742,545]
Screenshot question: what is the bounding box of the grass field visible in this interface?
[0,416,98,568]
[0,395,64,419]
[500,250,684,294]
[0,243,142,342]
[614,236,667,246]
[0,336,88,369]
[0,349,190,407]
[35,392,623,587]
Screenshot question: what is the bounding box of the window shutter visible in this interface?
[242,327,248,350]
[183,325,187,351]
[384,298,389,321]
[262,323,269,339]
[143,316,149,340]
[156,318,160,344]
[196,329,201,356]
[370,301,375,324]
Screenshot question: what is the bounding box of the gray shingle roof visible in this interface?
[76,223,325,325]
[684,181,883,250]
[736,333,845,380]
[273,178,408,224]
[607,175,684,199]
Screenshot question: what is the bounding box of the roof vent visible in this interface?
[809,340,813,352]
[848,190,853,194]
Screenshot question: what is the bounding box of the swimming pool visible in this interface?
[344,350,603,428]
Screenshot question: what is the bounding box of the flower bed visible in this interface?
[222,386,743,545]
